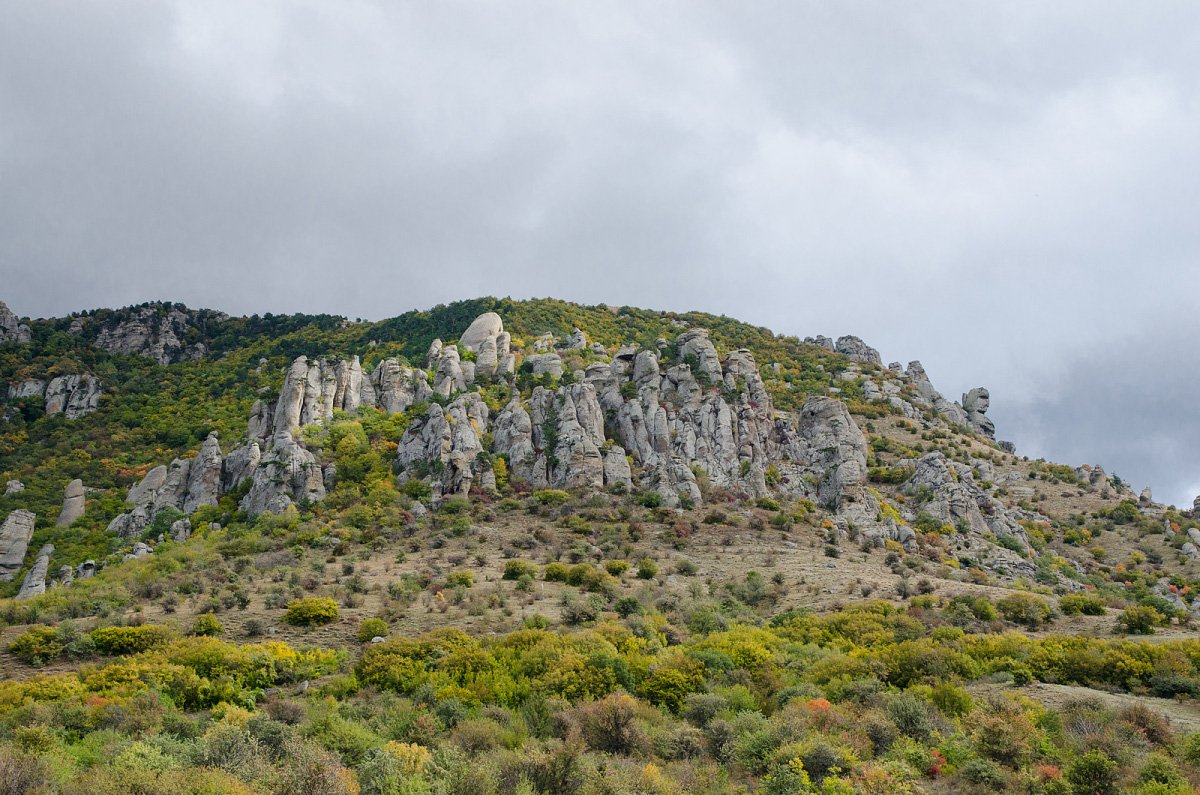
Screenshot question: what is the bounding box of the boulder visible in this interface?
[56,479,86,526]
[835,335,882,365]
[905,361,969,426]
[76,560,97,579]
[676,328,723,384]
[9,374,103,419]
[4,480,24,497]
[524,353,564,378]
[17,544,53,599]
[222,442,260,493]
[459,312,504,351]
[0,510,36,581]
[1140,487,1153,506]
[396,393,489,497]
[170,518,192,542]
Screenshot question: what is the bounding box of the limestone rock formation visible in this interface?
[397,394,490,498]
[905,361,969,426]
[835,336,882,365]
[56,479,86,526]
[91,305,214,364]
[4,480,24,497]
[240,432,326,515]
[523,353,564,378]
[459,312,516,378]
[7,374,103,419]
[17,544,53,599]
[182,433,223,513]
[0,302,32,344]
[0,510,36,581]
[904,452,1028,544]
[790,396,874,515]
[962,387,995,438]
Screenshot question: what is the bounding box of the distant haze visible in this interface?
[2,3,1198,505]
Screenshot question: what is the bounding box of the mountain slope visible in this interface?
[1,296,1199,794]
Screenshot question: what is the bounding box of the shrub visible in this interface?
[284,597,340,626]
[89,624,174,655]
[614,597,642,618]
[401,479,432,501]
[7,627,64,665]
[636,558,659,580]
[637,492,663,508]
[502,560,538,580]
[604,560,630,576]
[190,614,224,637]
[577,693,644,753]
[959,757,1006,790]
[1118,605,1166,635]
[1059,593,1107,616]
[356,618,389,643]
[533,489,571,506]
[445,570,474,588]
[1066,750,1119,795]
[543,562,569,582]
[996,594,1053,629]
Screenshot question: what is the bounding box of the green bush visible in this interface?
[284,597,340,626]
[1059,593,1107,616]
[1066,750,1119,795]
[1117,605,1166,635]
[7,626,64,665]
[637,492,663,508]
[356,618,389,643]
[89,624,174,655]
[996,593,1053,629]
[502,560,538,580]
[636,558,659,580]
[190,614,224,637]
[533,489,571,506]
[445,570,474,588]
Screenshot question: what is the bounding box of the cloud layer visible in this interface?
[2,2,1198,504]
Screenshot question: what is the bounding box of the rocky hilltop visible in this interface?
[3,296,1200,794]
[0,296,1190,599]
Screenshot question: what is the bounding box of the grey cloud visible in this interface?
[1,1,1198,503]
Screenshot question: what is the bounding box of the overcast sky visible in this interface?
[2,2,1198,506]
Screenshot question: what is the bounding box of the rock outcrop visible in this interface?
[397,394,490,498]
[91,312,1009,546]
[962,387,995,439]
[4,480,24,497]
[182,433,223,513]
[0,510,36,581]
[458,312,515,378]
[56,479,86,526]
[90,305,215,364]
[7,374,103,419]
[239,432,327,514]
[17,544,52,599]
[835,336,882,365]
[0,301,32,345]
[905,361,969,426]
